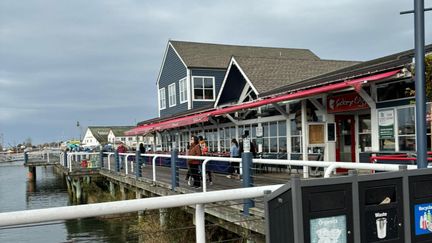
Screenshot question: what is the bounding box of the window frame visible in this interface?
[179,77,187,104]
[159,87,166,110]
[168,83,176,107]
[192,76,216,101]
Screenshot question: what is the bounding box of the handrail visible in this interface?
[59,151,418,183]
[0,185,281,243]
[104,152,115,170]
[150,154,171,182]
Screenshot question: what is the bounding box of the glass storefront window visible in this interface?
[376,78,415,102]
[428,103,432,151]
[398,107,415,151]
[398,107,415,135]
[270,122,277,137]
[278,121,286,136]
[291,137,302,153]
[359,114,372,152]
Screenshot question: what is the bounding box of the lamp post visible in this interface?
[401,1,431,168]
[76,121,81,142]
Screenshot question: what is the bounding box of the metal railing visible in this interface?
[0,185,282,243]
[26,150,420,189]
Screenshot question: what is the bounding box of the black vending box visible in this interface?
[359,178,404,242]
[409,174,432,242]
[302,183,354,243]
[265,184,294,243]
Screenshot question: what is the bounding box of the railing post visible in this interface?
[242,152,254,216]
[135,150,142,178]
[171,149,179,190]
[24,152,28,164]
[115,151,120,172]
[63,151,68,167]
[195,204,206,243]
[99,150,104,168]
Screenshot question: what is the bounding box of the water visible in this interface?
[0,161,135,243]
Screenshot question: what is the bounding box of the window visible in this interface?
[376,78,415,102]
[159,88,166,110]
[378,106,417,151]
[397,107,415,151]
[193,76,215,101]
[358,114,372,152]
[179,78,187,103]
[168,83,176,107]
[261,121,287,155]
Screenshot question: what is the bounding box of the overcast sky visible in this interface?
[0,0,431,146]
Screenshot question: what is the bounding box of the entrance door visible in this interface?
[335,115,356,168]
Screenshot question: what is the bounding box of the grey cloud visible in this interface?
[0,0,430,145]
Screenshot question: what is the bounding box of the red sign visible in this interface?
[327,92,369,113]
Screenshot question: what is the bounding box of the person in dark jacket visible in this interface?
[188,136,202,188]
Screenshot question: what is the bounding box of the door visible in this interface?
[335,115,356,171]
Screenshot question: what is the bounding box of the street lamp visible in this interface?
[401,1,431,168]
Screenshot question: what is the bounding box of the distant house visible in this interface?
[82,126,111,148]
[107,126,138,148]
[82,126,154,149]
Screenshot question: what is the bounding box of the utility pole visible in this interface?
[401,1,431,168]
[0,133,3,151]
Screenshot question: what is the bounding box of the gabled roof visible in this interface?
[263,44,432,97]
[232,56,359,94]
[169,40,320,69]
[87,127,111,144]
[87,126,135,144]
[110,126,135,136]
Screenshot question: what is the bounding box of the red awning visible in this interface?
[125,113,209,136]
[125,69,400,136]
[209,69,400,116]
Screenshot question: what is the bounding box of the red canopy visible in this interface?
[125,69,400,136]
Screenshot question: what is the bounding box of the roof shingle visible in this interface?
[233,56,359,94]
[170,40,320,69]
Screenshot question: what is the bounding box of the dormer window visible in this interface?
[192,76,215,101]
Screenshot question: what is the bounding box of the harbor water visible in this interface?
[0,161,136,243]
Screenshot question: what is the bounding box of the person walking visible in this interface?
[227,138,240,179]
[188,136,202,188]
[198,136,212,185]
[116,142,127,169]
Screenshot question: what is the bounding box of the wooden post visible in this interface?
[27,166,36,181]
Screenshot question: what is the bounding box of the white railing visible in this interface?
[103,153,417,192]
[0,185,282,243]
[66,152,100,172]
[54,151,418,191]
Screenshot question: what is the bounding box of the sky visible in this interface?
[0,0,431,147]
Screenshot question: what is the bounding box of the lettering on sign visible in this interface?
[327,92,369,113]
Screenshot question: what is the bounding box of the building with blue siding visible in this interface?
[128,41,432,168]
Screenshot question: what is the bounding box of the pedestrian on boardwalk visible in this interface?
[198,136,212,185]
[185,143,192,185]
[227,138,240,179]
[188,136,202,188]
[117,142,127,169]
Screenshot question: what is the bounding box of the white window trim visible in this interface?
[192,76,216,102]
[179,77,187,104]
[159,87,166,110]
[168,83,176,107]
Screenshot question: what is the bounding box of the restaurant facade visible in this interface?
[126,41,432,166]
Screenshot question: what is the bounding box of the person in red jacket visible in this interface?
[117,142,127,168]
[188,136,202,188]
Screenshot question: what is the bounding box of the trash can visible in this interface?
[409,174,432,242]
[358,178,404,242]
[302,183,354,243]
[265,184,294,243]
